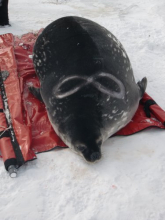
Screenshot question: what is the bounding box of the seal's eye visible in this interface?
[76,145,87,152]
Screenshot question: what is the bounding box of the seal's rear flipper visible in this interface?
[29,87,43,102]
[137,77,147,98]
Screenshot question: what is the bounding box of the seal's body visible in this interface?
[32,16,147,162]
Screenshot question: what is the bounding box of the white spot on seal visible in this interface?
[52,111,56,117]
[121,112,128,118]
[112,109,118,114]
[122,51,127,58]
[106,96,110,101]
[43,51,46,61]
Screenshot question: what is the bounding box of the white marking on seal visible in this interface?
[112,109,118,114]
[43,51,46,61]
[53,72,125,99]
[121,112,128,118]
[122,51,127,58]
[52,111,56,117]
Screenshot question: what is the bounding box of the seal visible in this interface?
[32,16,147,162]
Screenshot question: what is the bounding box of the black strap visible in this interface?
[0,130,10,138]
[144,99,157,118]
[4,158,17,171]
[0,109,3,112]
[0,71,25,167]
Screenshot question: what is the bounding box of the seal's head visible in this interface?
[58,114,102,163]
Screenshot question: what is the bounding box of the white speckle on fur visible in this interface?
[122,51,127,58]
[122,112,128,118]
[43,51,46,61]
[106,96,110,101]
[52,111,56,117]
[112,109,118,114]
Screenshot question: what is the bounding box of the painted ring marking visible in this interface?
[53,72,125,99]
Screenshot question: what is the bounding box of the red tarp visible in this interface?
[0,31,164,171]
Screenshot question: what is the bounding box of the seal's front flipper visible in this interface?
[137,77,147,98]
[29,87,43,102]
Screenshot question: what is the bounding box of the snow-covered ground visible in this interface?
[0,0,165,219]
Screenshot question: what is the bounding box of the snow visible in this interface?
[0,0,165,219]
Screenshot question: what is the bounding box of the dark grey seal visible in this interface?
[32,16,147,162]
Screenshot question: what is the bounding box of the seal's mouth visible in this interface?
[72,141,102,162]
[72,146,102,162]
[82,151,102,162]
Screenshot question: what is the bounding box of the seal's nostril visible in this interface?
[90,152,101,162]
